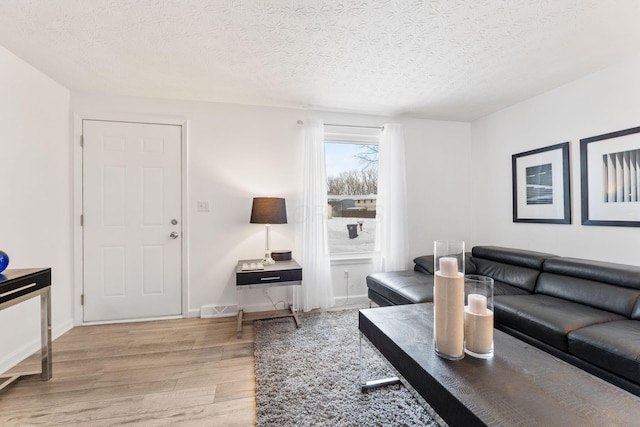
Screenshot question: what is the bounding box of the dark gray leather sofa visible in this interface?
[366,245,640,397]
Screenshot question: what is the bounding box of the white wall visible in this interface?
[0,46,73,373]
[403,117,472,258]
[71,94,471,314]
[72,94,306,316]
[470,56,640,264]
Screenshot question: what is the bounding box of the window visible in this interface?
[324,126,380,256]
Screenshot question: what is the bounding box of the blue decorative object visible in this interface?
[0,251,9,273]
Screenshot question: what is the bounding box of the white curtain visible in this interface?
[375,123,409,271]
[296,119,335,311]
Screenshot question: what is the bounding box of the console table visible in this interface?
[359,303,640,426]
[0,268,52,392]
[235,259,302,338]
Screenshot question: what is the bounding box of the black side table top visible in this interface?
[0,268,51,305]
[236,259,302,287]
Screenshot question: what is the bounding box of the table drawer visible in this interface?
[236,268,302,286]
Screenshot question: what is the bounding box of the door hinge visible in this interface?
[80,135,83,147]
[81,294,84,305]
[80,214,84,226]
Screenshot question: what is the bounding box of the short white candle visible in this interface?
[439,257,458,277]
[468,294,487,315]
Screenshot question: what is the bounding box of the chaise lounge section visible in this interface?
[366,245,640,397]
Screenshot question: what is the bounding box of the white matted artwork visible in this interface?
[512,142,571,224]
[581,126,640,226]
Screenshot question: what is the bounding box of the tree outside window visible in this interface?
[325,141,378,255]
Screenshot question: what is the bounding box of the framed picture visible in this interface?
[580,126,640,226]
[512,142,571,224]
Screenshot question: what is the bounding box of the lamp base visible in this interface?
[263,251,276,265]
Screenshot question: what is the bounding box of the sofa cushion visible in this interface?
[633,297,640,321]
[413,253,476,275]
[413,255,434,274]
[568,320,640,384]
[543,257,640,291]
[536,272,640,318]
[470,246,556,293]
[494,294,626,351]
[472,246,556,270]
[366,271,433,305]
[493,280,531,296]
[472,258,541,293]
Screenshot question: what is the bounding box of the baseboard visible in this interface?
[196,295,369,319]
[187,308,201,318]
[83,315,182,326]
[200,304,238,318]
[0,317,74,375]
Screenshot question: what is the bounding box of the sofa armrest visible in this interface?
[413,255,435,274]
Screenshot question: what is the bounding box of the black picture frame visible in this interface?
[512,142,571,224]
[580,126,640,227]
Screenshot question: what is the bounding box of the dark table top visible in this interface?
[359,303,640,427]
[236,259,301,273]
[0,268,51,305]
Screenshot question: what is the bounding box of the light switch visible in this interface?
[197,200,210,212]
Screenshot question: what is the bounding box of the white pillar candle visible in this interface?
[468,293,487,315]
[434,271,465,359]
[439,257,458,277]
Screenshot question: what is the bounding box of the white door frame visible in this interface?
[73,112,189,326]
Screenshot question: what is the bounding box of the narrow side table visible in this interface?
[235,259,302,338]
[0,268,52,392]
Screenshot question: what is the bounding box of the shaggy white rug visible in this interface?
[254,309,440,426]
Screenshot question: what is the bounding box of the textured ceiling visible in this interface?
[1,1,639,121]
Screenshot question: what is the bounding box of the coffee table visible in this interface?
[359,303,640,426]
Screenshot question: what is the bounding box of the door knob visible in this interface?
[170,231,179,239]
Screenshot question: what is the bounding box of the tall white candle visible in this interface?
[439,257,458,277]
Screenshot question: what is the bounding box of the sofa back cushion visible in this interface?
[471,259,541,293]
[470,246,556,293]
[472,246,555,270]
[414,253,476,275]
[413,255,435,274]
[632,298,640,320]
[543,257,640,289]
[539,257,640,318]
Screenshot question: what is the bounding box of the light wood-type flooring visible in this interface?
[0,316,256,426]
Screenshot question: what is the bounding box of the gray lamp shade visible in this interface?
[250,197,287,224]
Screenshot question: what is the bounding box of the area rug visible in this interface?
[254,309,441,426]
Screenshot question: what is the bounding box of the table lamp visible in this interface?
[250,197,287,265]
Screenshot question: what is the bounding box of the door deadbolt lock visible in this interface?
[171,219,178,225]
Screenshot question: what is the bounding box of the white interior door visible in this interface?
[82,120,182,322]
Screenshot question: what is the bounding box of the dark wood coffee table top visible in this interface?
[359,303,640,427]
